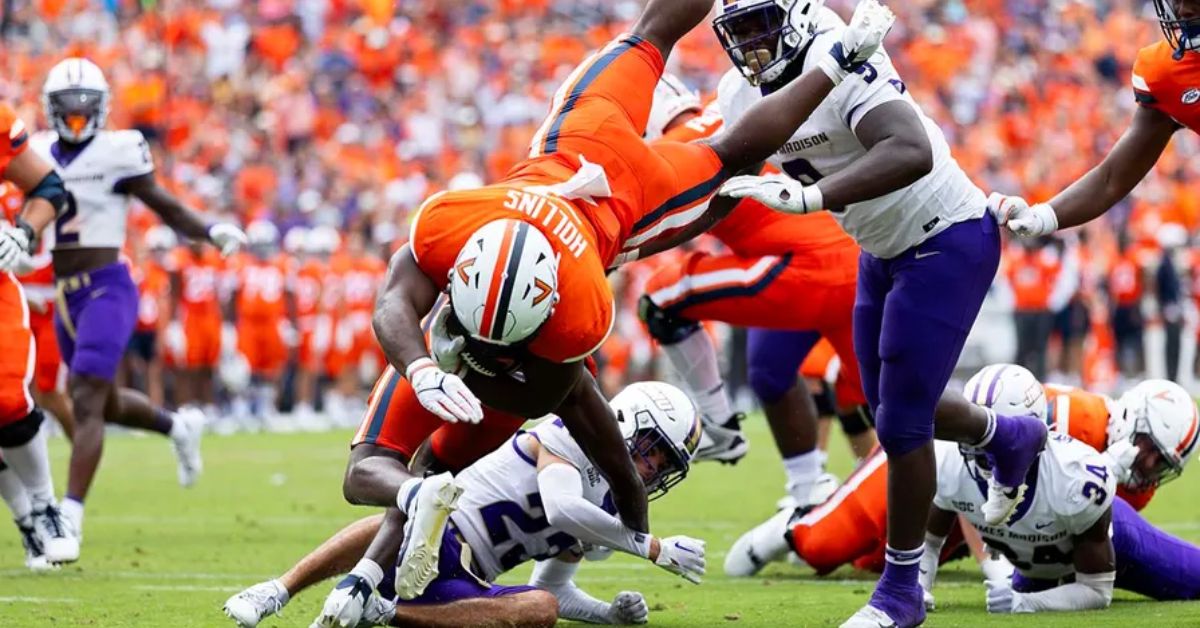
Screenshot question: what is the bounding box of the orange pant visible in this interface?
[644,246,865,406]
[29,306,63,393]
[351,366,527,471]
[238,317,287,377]
[182,313,221,369]
[0,275,34,424]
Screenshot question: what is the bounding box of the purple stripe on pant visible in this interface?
[53,262,139,382]
[393,525,537,605]
[853,215,1000,456]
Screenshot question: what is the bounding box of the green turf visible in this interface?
[0,418,1198,627]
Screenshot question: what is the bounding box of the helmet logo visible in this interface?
[455,257,475,283]
[532,278,553,306]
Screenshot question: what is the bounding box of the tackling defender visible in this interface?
[710,1,1049,624]
[0,59,247,549]
[989,0,1200,240]
[224,382,704,628]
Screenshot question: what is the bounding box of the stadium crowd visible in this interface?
[1,0,1197,427]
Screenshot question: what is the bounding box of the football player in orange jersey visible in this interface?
[638,80,876,510]
[988,0,1200,237]
[231,221,297,425]
[127,226,174,410]
[166,240,226,412]
[726,365,1199,584]
[285,226,326,426]
[301,1,897,621]
[0,101,77,568]
[328,231,384,426]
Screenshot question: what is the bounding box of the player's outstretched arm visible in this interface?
[0,148,65,270]
[373,247,441,373]
[122,174,247,255]
[919,506,956,611]
[988,509,1116,613]
[530,554,650,624]
[815,101,933,209]
[630,0,719,62]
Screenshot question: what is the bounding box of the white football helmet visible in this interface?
[246,220,280,258]
[645,73,702,140]
[1118,380,1198,486]
[964,363,1048,424]
[448,219,558,347]
[305,225,341,257]
[713,0,827,86]
[283,226,309,255]
[43,58,111,143]
[145,225,177,252]
[611,381,703,500]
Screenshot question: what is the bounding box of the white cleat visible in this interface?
[724,507,795,577]
[16,519,53,571]
[395,472,463,600]
[172,407,206,487]
[33,504,79,564]
[840,605,899,628]
[981,479,1027,526]
[694,413,749,464]
[224,580,289,628]
[312,574,372,628]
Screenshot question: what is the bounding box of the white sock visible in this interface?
[782,450,822,503]
[168,415,187,440]
[349,558,384,590]
[1,423,55,507]
[661,330,732,421]
[397,477,422,514]
[268,578,291,604]
[0,465,32,521]
[60,497,84,532]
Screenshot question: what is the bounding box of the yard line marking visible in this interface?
[133,585,242,592]
[0,596,80,603]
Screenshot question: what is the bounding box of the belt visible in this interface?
[56,272,93,294]
[449,524,489,586]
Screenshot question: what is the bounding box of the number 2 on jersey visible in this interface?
[55,191,80,245]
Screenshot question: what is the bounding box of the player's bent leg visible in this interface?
[63,372,112,531]
[390,589,557,628]
[0,409,77,563]
[106,387,205,487]
[1111,497,1200,600]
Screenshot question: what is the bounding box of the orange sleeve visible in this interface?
[1117,485,1155,511]
[0,103,29,168]
[1132,43,1168,112]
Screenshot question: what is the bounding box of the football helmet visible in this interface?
[246,220,280,258]
[305,225,341,257]
[283,226,309,255]
[611,382,703,500]
[43,58,110,144]
[1118,379,1198,487]
[713,0,826,86]
[963,363,1047,424]
[645,73,702,140]
[145,225,177,252]
[448,219,558,347]
[1153,0,1200,58]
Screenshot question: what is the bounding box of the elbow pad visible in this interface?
[28,171,69,217]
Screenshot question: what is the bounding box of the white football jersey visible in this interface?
[717,8,986,259]
[29,129,154,250]
[451,417,615,581]
[933,434,1116,581]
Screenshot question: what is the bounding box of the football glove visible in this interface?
[406,357,483,424]
[818,0,897,84]
[0,224,32,272]
[985,579,1024,614]
[718,173,823,215]
[988,192,1059,237]
[1104,438,1139,485]
[652,535,706,584]
[429,306,467,376]
[608,591,649,625]
[209,222,248,257]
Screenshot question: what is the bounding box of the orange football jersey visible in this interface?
[133,260,170,333]
[236,254,292,321]
[169,247,225,320]
[0,103,29,175]
[343,254,385,313]
[292,258,325,319]
[1133,41,1200,132]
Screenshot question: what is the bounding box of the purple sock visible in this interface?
[150,409,174,437]
[867,546,924,625]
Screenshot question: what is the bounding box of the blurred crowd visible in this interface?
[0,0,1197,426]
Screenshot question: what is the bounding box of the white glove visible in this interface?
[607,591,649,625]
[987,192,1059,237]
[817,0,897,85]
[986,579,1023,613]
[406,357,483,424]
[1104,439,1139,485]
[208,222,248,257]
[429,305,467,376]
[0,225,31,272]
[652,536,706,584]
[719,173,823,215]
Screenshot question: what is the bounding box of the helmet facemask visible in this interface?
[1130,402,1186,489]
[44,89,108,144]
[1154,0,1200,59]
[624,409,692,501]
[714,2,806,86]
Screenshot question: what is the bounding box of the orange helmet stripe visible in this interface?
[478,221,517,339]
[1177,402,1199,458]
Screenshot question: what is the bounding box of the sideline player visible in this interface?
[639,80,875,509]
[0,59,246,548]
[988,0,1200,239]
[231,221,296,423]
[710,2,1050,624]
[0,101,77,566]
[355,0,897,607]
[224,382,705,628]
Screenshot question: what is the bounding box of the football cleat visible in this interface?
[395,472,463,600]
[694,413,749,464]
[33,503,79,564]
[16,518,51,571]
[724,507,796,577]
[357,591,396,627]
[172,406,206,487]
[224,580,289,628]
[840,605,900,628]
[312,574,373,628]
[982,418,1047,525]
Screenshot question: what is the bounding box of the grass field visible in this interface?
[1,417,1198,627]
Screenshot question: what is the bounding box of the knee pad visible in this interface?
[874,408,932,457]
[814,381,838,417]
[0,408,45,448]
[638,295,700,345]
[837,404,875,436]
[748,362,798,405]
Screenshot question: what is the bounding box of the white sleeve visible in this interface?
[110,130,155,185]
[1058,451,1117,536]
[1014,571,1115,612]
[536,462,651,558]
[831,49,908,133]
[528,558,614,624]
